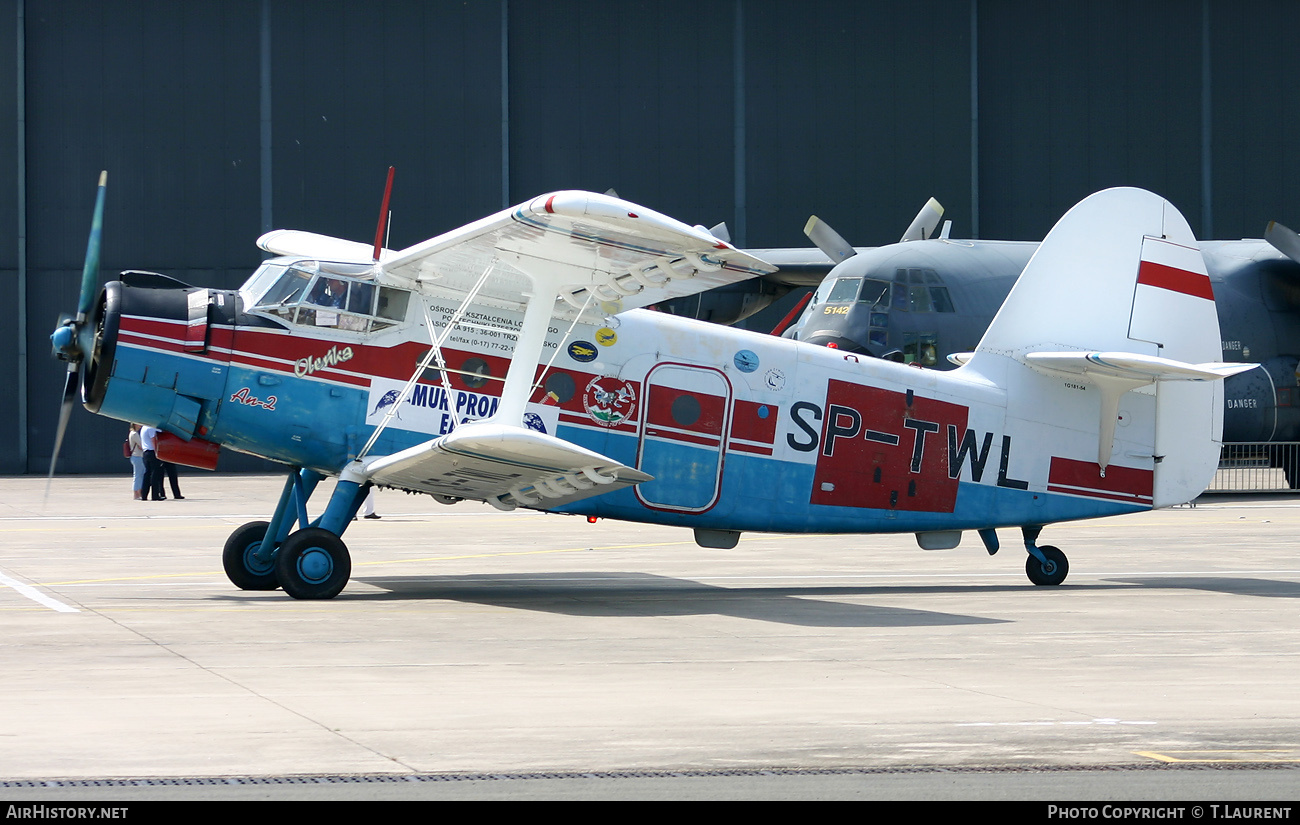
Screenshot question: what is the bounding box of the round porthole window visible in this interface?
[544,371,576,403]
[461,357,490,389]
[670,393,701,427]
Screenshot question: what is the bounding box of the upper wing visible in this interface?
[362,421,652,511]
[378,191,776,319]
[257,230,392,264]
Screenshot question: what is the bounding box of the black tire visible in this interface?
[222,520,279,591]
[275,528,351,600]
[1025,545,1069,586]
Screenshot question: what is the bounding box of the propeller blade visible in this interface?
[803,216,857,264]
[900,197,944,242]
[1266,221,1300,266]
[46,364,79,485]
[76,171,107,321]
[49,171,106,493]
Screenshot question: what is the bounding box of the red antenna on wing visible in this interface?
[372,166,395,263]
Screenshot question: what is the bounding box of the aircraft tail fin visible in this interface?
[965,187,1248,507]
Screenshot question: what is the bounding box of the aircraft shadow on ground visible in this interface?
[1099,576,1300,598]
[345,572,1018,628]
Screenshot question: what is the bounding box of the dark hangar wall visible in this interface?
[6,0,1298,474]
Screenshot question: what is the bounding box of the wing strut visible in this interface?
[356,257,503,459]
[494,275,561,425]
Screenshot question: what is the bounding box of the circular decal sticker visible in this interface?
[734,349,760,373]
[764,368,786,391]
[583,377,638,427]
[523,412,547,434]
[567,341,598,362]
[596,327,618,347]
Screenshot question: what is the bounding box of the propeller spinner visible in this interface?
[47,171,107,480]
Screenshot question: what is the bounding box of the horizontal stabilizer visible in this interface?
[1025,351,1257,383]
[1025,351,1256,474]
[362,421,652,511]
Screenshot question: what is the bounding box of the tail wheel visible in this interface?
[222,520,279,591]
[1025,545,1069,586]
[275,528,351,600]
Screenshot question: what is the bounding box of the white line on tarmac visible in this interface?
[0,568,79,612]
[0,511,545,522]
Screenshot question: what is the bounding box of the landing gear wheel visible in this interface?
[1025,545,1069,586]
[275,528,351,600]
[222,521,279,591]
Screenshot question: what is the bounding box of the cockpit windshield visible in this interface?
[857,279,891,306]
[240,260,411,333]
[823,276,893,307]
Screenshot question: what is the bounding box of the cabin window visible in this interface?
[903,332,939,366]
[544,372,577,403]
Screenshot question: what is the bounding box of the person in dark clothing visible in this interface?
[160,462,184,500]
[140,425,163,500]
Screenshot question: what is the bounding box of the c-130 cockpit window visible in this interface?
[825,272,952,313]
[826,277,893,306]
[897,268,954,313]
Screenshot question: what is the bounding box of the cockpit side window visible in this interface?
[857,279,891,306]
[262,267,313,308]
[376,288,410,322]
[244,260,412,333]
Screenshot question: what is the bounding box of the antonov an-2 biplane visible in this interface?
[50,178,1251,598]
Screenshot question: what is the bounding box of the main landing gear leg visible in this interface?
[1021,525,1069,586]
[273,472,369,601]
[222,468,322,591]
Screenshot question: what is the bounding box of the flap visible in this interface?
[362,421,652,511]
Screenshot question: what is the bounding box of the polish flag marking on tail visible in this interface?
[1136,237,1214,300]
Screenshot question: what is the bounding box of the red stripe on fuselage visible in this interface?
[730,399,778,445]
[117,317,652,430]
[1047,456,1153,505]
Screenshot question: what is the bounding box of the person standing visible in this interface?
[160,461,184,500]
[358,487,380,519]
[140,425,164,501]
[128,424,145,500]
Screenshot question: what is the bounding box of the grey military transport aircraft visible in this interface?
[654,202,1300,483]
